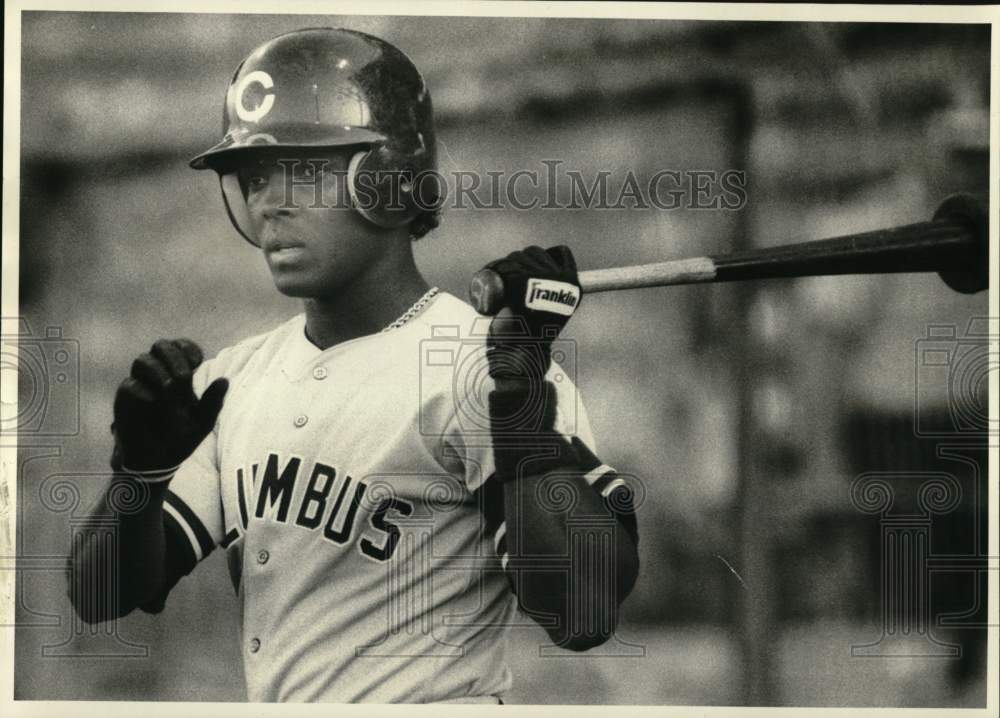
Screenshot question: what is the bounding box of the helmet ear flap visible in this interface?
[346,149,377,224]
[347,146,424,229]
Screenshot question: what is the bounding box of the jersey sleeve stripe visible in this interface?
[493,521,507,553]
[495,531,508,559]
[164,490,216,561]
[600,477,627,497]
[119,466,178,484]
[583,463,615,486]
[163,502,205,563]
[220,528,240,549]
[590,469,623,497]
[161,509,198,572]
[494,522,509,572]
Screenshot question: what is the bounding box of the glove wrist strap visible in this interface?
[116,464,179,484]
[110,443,179,483]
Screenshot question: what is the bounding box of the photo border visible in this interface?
[2,1,997,716]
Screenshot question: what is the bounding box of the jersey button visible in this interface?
[257,549,269,565]
[294,414,308,428]
[249,638,261,653]
[312,366,328,380]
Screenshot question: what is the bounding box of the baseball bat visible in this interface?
[469,194,988,316]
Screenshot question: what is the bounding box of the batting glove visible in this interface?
[483,245,581,383]
[481,246,582,482]
[111,339,228,481]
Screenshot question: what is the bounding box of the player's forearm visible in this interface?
[67,476,169,624]
[502,473,639,651]
[72,338,227,624]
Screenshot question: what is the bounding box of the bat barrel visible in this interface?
[711,219,979,282]
[931,193,989,294]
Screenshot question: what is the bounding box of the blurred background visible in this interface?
[12,11,990,707]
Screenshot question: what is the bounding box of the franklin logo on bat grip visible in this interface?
[525,279,580,316]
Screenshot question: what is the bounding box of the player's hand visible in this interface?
[111,339,228,478]
[482,245,581,383]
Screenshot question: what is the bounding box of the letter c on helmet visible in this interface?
[235,70,275,123]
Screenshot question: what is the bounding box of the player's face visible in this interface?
[238,149,388,298]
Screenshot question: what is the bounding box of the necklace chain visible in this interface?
[382,286,440,333]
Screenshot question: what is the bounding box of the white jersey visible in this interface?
[156,291,598,703]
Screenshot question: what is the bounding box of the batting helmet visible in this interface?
[190,27,441,244]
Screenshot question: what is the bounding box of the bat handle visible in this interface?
[469,268,506,315]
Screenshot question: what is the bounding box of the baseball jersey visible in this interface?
[146,291,603,703]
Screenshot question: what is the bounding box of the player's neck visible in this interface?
[302,246,431,350]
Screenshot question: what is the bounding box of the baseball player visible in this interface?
[68,28,640,703]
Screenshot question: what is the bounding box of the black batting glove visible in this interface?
[481,246,582,482]
[111,339,228,480]
[483,245,581,383]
